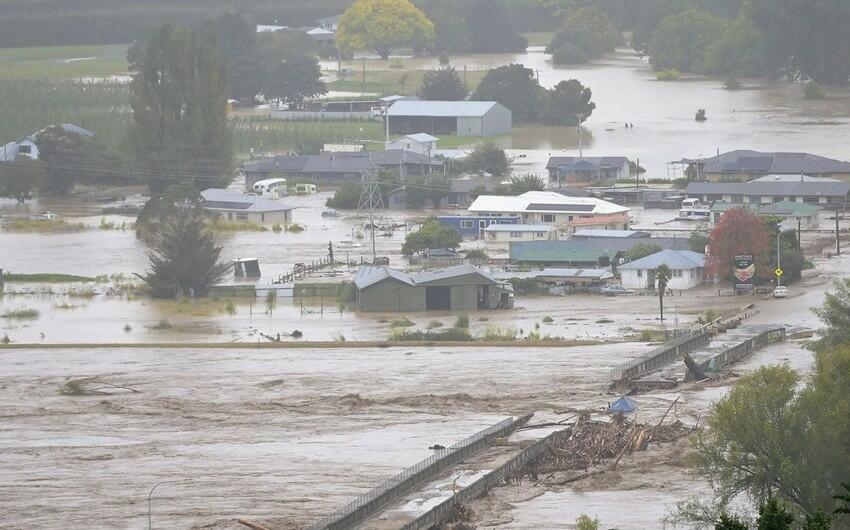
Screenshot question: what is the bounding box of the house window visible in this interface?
[19,145,31,154]
[535,232,545,238]
[637,270,643,277]
[237,213,248,221]
[510,231,523,238]
[674,270,683,277]
[542,214,555,223]
[568,215,574,221]
[460,220,474,229]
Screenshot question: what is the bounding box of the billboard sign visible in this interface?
[734,254,755,290]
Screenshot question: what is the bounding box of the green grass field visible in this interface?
[0,44,129,80]
[328,68,488,97]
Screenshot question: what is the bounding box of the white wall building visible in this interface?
[484,224,556,243]
[468,191,631,239]
[619,249,706,290]
[384,133,438,156]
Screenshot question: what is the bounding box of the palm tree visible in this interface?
[655,263,673,321]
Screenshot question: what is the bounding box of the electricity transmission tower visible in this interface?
[358,169,384,262]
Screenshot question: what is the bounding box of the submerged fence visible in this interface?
[304,414,531,530]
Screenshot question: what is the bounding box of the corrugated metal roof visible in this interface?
[200,188,293,213]
[387,100,500,118]
[572,229,647,238]
[546,156,629,170]
[619,249,705,271]
[686,179,850,198]
[510,242,621,263]
[354,264,499,289]
[492,268,614,280]
[698,150,850,175]
[469,191,629,216]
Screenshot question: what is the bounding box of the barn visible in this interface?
[353,264,513,312]
[386,101,512,137]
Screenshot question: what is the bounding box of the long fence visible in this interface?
[688,326,786,380]
[304,414,531,530]
[610,330,711,382]
[401,427,573,530]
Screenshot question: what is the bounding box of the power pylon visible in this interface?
[358,168,384,262]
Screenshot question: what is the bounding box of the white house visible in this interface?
[201,188,293,225]
[468,191,631,238]
[619,249,706,290]
[484,224,556,243]
[384,133,438,156]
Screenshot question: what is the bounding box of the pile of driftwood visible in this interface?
[535,403,694,477]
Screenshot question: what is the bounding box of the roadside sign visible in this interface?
[775,267,783,277]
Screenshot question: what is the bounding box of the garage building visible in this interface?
[353,264,513,312]
[387,101,512,137]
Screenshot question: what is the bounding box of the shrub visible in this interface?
[286,223,305,233]
[150,319,172,329]
[272,223,283,233]
[389,328,472,342]
[542,316,554,323]
[224,300,236,316]
[1,333,10,344]
[390,316,415,328]
[509,277,543,295]
[576,514,600,530]
[656,68,681,81]
[123,324,132,332]
[640,329,654,341]
[1,308,40,319]
[804,80,824,99]
[426,320,444,329]
[481,325,518,341]
[454,314,470,328]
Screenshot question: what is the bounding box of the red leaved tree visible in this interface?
[707,207,770,283]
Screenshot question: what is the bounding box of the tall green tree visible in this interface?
[649,9,725,72]
[472,64,542,121]
[655,263,672,320]
[464,143,510,176]
[418,67,468,101]
[509,174,545,194]
[0,159,46,203]
[466,0,528,53]
[35,124,92,195]
[547,6,621,64]
[128,24,234,192]
[200,11,260,100]
[543,79,596,125]
[402,219,462,255]
[137,197,230,298]
[337,0,435,59]
[756,499,793,530]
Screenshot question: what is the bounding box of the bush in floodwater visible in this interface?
[60,379,88,396]
[390,316,415,328]
[1,308,40,319]
[150,319,172,330]
[640,329,655,342]
[656,68,681,81]
[336,282,356,303]
[286,223,305,233]
[454,314,469,329]
[804,80,824,99]
[272,223,283,233]
[481,325,518,341]
[542,316,554,323]
[389,328,472,342]
[123,324,132,332]
[426,320,444,329]
[576,514,600,530]
[1,333,10,344]
[224,300,236,316]
[508,277,544,295]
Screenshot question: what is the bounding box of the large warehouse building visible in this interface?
[387,100,512,137]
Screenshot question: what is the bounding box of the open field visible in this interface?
[326,66,489,97]
[0,44,129,80]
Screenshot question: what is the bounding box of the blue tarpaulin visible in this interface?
[607,396,638,414]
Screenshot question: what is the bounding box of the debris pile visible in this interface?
[535,412,694,474]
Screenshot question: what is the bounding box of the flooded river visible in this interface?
[329,46,850,178]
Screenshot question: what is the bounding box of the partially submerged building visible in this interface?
[353,264,513,312]
[468,191,631,238]
[680,150,850,182]
[436,215,521,238]
[619,249,706,290]
[387,101,512,137]
[484,224,556,243]
[546,156,630,186]
[685,177,849,208]
[200,188,293,225]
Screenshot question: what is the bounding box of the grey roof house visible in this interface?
[0,123,93,162]
[243,150,442,187]
[387,101,512,137]
[619,249,706,290]
[685,178,850,207]
[386,175,499,209]
[353,264,513,312]
[546,156,631,186]
[201,188,293,225]
[683,150,850,181]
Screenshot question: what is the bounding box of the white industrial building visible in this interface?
[201,188,293,226]
[384,133,439,156]
[387,101,512,137]
[484,224,556,243]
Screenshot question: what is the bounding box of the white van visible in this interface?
[252,178,287,198]
[293,183,317,194]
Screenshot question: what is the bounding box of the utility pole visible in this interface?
[776,230,782,287]
[358,167,384,262]
[836,206,841,256]
[361,58,366,93]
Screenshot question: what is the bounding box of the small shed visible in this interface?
[353,264,513,312]
[484,224,556,243]
[385,133,439,156]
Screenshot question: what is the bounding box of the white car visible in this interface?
[38,211,59,220]
[772,286,789,298]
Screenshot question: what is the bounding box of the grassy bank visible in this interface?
[328,67,488,97]
[1,219,88,233]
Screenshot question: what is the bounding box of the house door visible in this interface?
[479,220,487,238]
[426,286,451,310]
[477,285,489,309]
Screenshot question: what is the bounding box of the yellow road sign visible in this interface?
[775,267,783,277]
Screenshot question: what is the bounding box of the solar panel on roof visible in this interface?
[526,203,596,212]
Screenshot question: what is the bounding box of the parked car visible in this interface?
[772,286,789,298]
[38,211,59,220]
[601,284,632,296]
